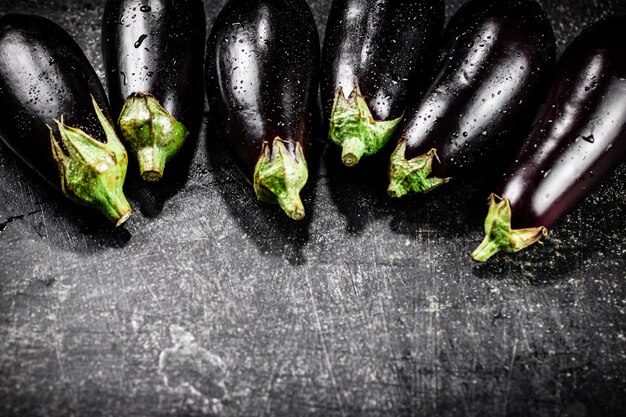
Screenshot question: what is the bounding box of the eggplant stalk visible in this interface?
[329,83,402,167]
[50,96,131,226]
[471,194,548,262]
[253,138,308,221]
[118,92,189,182]
[387,140,450,197]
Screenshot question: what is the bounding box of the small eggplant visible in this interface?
[102,0,206,182]
[321,0,444,167]
[206,0,319,220]
[387,0,555,198]
[472,17,626,262]
[0,14,131,226]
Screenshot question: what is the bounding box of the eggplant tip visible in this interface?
[471,194,548,262]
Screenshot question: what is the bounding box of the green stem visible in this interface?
[49,96,132,226]
[471,194,548,262]
[387,140,451,198]
[253,138,308,221]
[118,92,188,182]
[329,82,402,167]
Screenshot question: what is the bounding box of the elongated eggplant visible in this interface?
[0,14,131,226]
[102,0,206,182]
[206,0,319,220]
[387,0,555,198]
[321,0,444,167]
[472,17,626,262]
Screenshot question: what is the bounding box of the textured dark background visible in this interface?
[1,0,626,416]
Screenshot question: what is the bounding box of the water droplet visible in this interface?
[582,134,595,143]
[140,5,151,12]
[134,34,148,48]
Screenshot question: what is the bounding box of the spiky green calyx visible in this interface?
[471,194,549,262]
[253,138,308,221]
[387,140,451,198]
[329,83,402,167]
[50,96,131,226]
[118,92,189,182]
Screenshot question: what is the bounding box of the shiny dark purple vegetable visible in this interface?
[0,14,131,226]
[206,0,319,220]
[321,0,444,167]
[472,16,626,262]
[102,0,206,182]
[387,0,555,198]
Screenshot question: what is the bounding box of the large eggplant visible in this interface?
[321,0,444,167]
[472,17,626,262]
[0,14,131,226]
[102,0,206,182]
[387,0,555,198]
[206,0,319,220]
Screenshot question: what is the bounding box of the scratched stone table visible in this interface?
[1,0,626,416]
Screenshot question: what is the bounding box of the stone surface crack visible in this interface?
[0,209,41,233]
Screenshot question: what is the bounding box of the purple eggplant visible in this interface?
[102,0,206,182]
[206,0,319,220]
[387,0,555,198]
[0,14,131,226]
[472,16,626,262]
[321,0,444,167]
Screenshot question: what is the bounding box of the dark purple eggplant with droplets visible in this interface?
[0,14,131,226]
[472,17,626,262]
[387,0,555,198]
[206,0,319,220]
[321,0,444,167]
[102,0,206,182]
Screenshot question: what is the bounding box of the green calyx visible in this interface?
[118,92,189,182]
[387,140,451,198]
[471,194,548,262]
[329,83,402,167]
[50,96,131,226]
[253,137,308,221]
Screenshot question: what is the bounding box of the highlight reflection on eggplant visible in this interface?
[387,0,555,198]
[102,0,206,182]
[206,0,319,220]
[472,17,626,262]
[0,14,131,226]
[321,0,444,167]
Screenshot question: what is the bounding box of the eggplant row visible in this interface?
[321,0,444,167]
[387,0,556,198]
[206,0,319,220]
[0,14,131,226]
[102,0,206,182]
[472,16,626,262]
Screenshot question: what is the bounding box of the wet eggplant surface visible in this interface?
[1,0,626,416]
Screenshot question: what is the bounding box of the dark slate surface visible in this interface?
[1,0,626,416]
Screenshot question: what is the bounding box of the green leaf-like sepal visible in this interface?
[387,139,451,198]
[50,96,131,226]
[253,138,308,221]
[118,92,189,182]
[471,194,548,262]
[329,83,402,167]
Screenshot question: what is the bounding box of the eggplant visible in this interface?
[206,0,319,220]
[472,16,626,262]
[387,0,555,198]
[0,14,131,226]
[102,0,206,182]
[321,0,444,167]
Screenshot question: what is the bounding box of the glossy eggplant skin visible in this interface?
[206,0,319,219]
[321,0,444,123]
[102,0,205,129]
[388,0,555,197]
[0,14,113,184]
[498,17,626,230]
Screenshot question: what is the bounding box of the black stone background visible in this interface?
[1,0,626,416]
